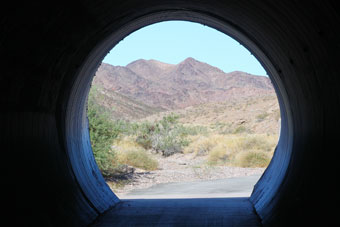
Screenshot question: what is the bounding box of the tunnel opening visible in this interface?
[87,20,281,200]
[63,11,292,226]
[8,1,339,226]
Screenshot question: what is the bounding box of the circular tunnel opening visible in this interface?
[9,1,339,226]
[87,20,282,199]
[64,10,292,225]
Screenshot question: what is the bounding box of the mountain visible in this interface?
[91,57,276,120]
[89,84,165,120]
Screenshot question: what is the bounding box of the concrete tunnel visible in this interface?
[5,1,339,226]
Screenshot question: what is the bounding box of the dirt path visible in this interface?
[108,152,265,197]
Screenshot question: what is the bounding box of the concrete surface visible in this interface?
[92,198,261,226]
[119,174,262,199]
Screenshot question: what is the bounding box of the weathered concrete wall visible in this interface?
[4,1,339,226]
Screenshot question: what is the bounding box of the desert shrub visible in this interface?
[207,143,229,165]
[117,149,158,171]
[112,137,159,170]
[135,121,155,149]
[134,113,191,156]
[185,134,241,157]
[239,135,274,152]
[185,134,277,167]
[233,151,271,167]
[112,136,141,151]
[87,90,122,176]
[152,127,190,156]
[184,135,219,156]
[152,115,190,156]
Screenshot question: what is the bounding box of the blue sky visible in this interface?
[103,21,267,76]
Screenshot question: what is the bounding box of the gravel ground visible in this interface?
[109,152,265,197]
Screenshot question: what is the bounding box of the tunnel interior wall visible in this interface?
[5,1,340,226]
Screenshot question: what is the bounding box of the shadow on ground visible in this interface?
[92,197,261,226]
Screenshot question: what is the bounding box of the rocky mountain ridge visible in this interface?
[92,57,275,111]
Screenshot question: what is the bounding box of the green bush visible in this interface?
[135,121,155,149]
[150,114,190,156]
[129,113,192,156]
[87,89,122,177]
[152,128,189,156]
[88,92,206,176]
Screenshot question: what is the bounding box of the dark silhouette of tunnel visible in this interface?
[5,1,339,226]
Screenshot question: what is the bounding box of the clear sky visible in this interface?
[103,21,267,76]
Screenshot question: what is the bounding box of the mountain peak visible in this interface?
[127,59,174,69]
[183,57,196,61]
[180,57,200,64]
[126,59,149,67]
[125,59,175,81]
[127,58,201,68]
[176,57,226,76]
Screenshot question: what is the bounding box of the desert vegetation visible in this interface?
[184,134,277,167]
[88,86,278,178]
[87,59,280,192]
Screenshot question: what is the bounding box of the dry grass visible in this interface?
[183,135,223,156]
[233,151,271,167]
[184,133,278,167]
[112,137,159,171]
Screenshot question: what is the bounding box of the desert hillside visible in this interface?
[142,94,280,135]
[91,57,279,134]
[92,57,275,111]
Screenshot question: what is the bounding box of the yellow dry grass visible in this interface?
[184,133,278,167]
[112,136,159,170]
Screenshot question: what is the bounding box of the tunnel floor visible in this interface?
[91,197,261,226]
